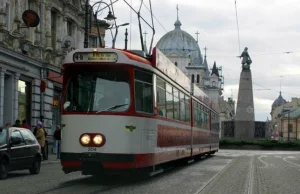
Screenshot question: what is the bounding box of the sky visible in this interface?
[90,0,300,121]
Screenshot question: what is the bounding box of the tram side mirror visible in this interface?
[64,101,71,110]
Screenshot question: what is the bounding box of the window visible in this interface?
[134,70,153,114]
[288,124,293,132]
[89,36,98,47]
[185,95,190,122]
[11,130,25,147]
[212,81,216,87]
[64,66,131,113]
[166,83,173,119]
[194,102,202,126]
[197,75,200,83]
[155,76,190,123]
[179,92,186,121]
[67,20,73,36]
[20,130,37,145]
[191,74,194,83]
[157,77,166,117]
[18,80,31,126]
[0,129,7,146]
[173,88,180,120]
[175,62,178,67]
[51,10,57,49]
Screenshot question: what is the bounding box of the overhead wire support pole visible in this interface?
[234,0,241,54]
[138,0,145,52]
[123,0,155,53]
[147,0,155,55]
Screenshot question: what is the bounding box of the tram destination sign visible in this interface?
[73,52,118,63]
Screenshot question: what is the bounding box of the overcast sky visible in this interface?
[91,0,300,121]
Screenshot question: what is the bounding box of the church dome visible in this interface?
[156,14,203,66]
[272,92,287,110]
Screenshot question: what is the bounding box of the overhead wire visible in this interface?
[234,0,241,54]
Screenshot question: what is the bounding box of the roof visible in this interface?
[211,61,219,77]
[272,92,287,110]
[156,16,203,67]
[283,106,300,119]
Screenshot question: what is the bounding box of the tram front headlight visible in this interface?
[80,134,91,145]
[93,135,103,145]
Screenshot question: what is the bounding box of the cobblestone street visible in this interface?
[1,150,300,194]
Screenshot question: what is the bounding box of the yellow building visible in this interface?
[270,93,300,141]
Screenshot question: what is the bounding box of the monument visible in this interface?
[234,47,255,140]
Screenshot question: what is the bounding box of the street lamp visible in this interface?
[82,0,117,48]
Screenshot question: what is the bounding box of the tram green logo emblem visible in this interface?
[125,122,136,132]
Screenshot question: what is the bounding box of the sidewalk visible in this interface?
[42,154,60,165]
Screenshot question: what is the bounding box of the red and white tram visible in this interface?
[60,47,219,175]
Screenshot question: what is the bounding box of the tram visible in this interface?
[60,47,219,175]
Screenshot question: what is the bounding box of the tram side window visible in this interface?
[157,77,166,117]
[203,108,209,129]
[200,105,204,128]
[179,92,185,122]
[185,95,190,122]
[173,88,180,120]
[193,101,197,125]
[166,83,174,119]
[134,70,153,114]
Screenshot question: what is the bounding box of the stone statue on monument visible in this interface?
[240,47,252,71]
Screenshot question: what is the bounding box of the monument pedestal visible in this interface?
[235,70,255,140]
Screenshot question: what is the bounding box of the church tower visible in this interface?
[156,5,205,88]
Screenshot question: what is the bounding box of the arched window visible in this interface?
[197,75,200,83]
[175,62,178,66]
[192,74,194,83]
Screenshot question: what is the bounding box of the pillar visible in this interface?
[12,0,21,36]
[13,73,20,122]
[0,68,6,126]
[45,4,52,50]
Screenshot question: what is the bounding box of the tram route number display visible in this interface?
[73,52,118,63]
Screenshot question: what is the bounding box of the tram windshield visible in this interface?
[63,66,130,113]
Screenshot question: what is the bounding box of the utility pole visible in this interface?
[84,0,89,48]
[288,111,290,141]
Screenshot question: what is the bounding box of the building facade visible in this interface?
[271,94,300,140]
[0,0,106,137]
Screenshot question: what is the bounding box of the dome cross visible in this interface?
[195,31,200,43]
[176,5,179,20]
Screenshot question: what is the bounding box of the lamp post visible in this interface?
[110,23,129,48]
[84,0,90,48]
[288,110,291,141]
[82,0,117,48]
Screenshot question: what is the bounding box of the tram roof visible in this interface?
[63,47,217,112]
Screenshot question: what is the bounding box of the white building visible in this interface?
[155,7,234,130]
[0,0,105,136]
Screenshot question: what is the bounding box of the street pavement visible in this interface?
[1,150,300,194]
